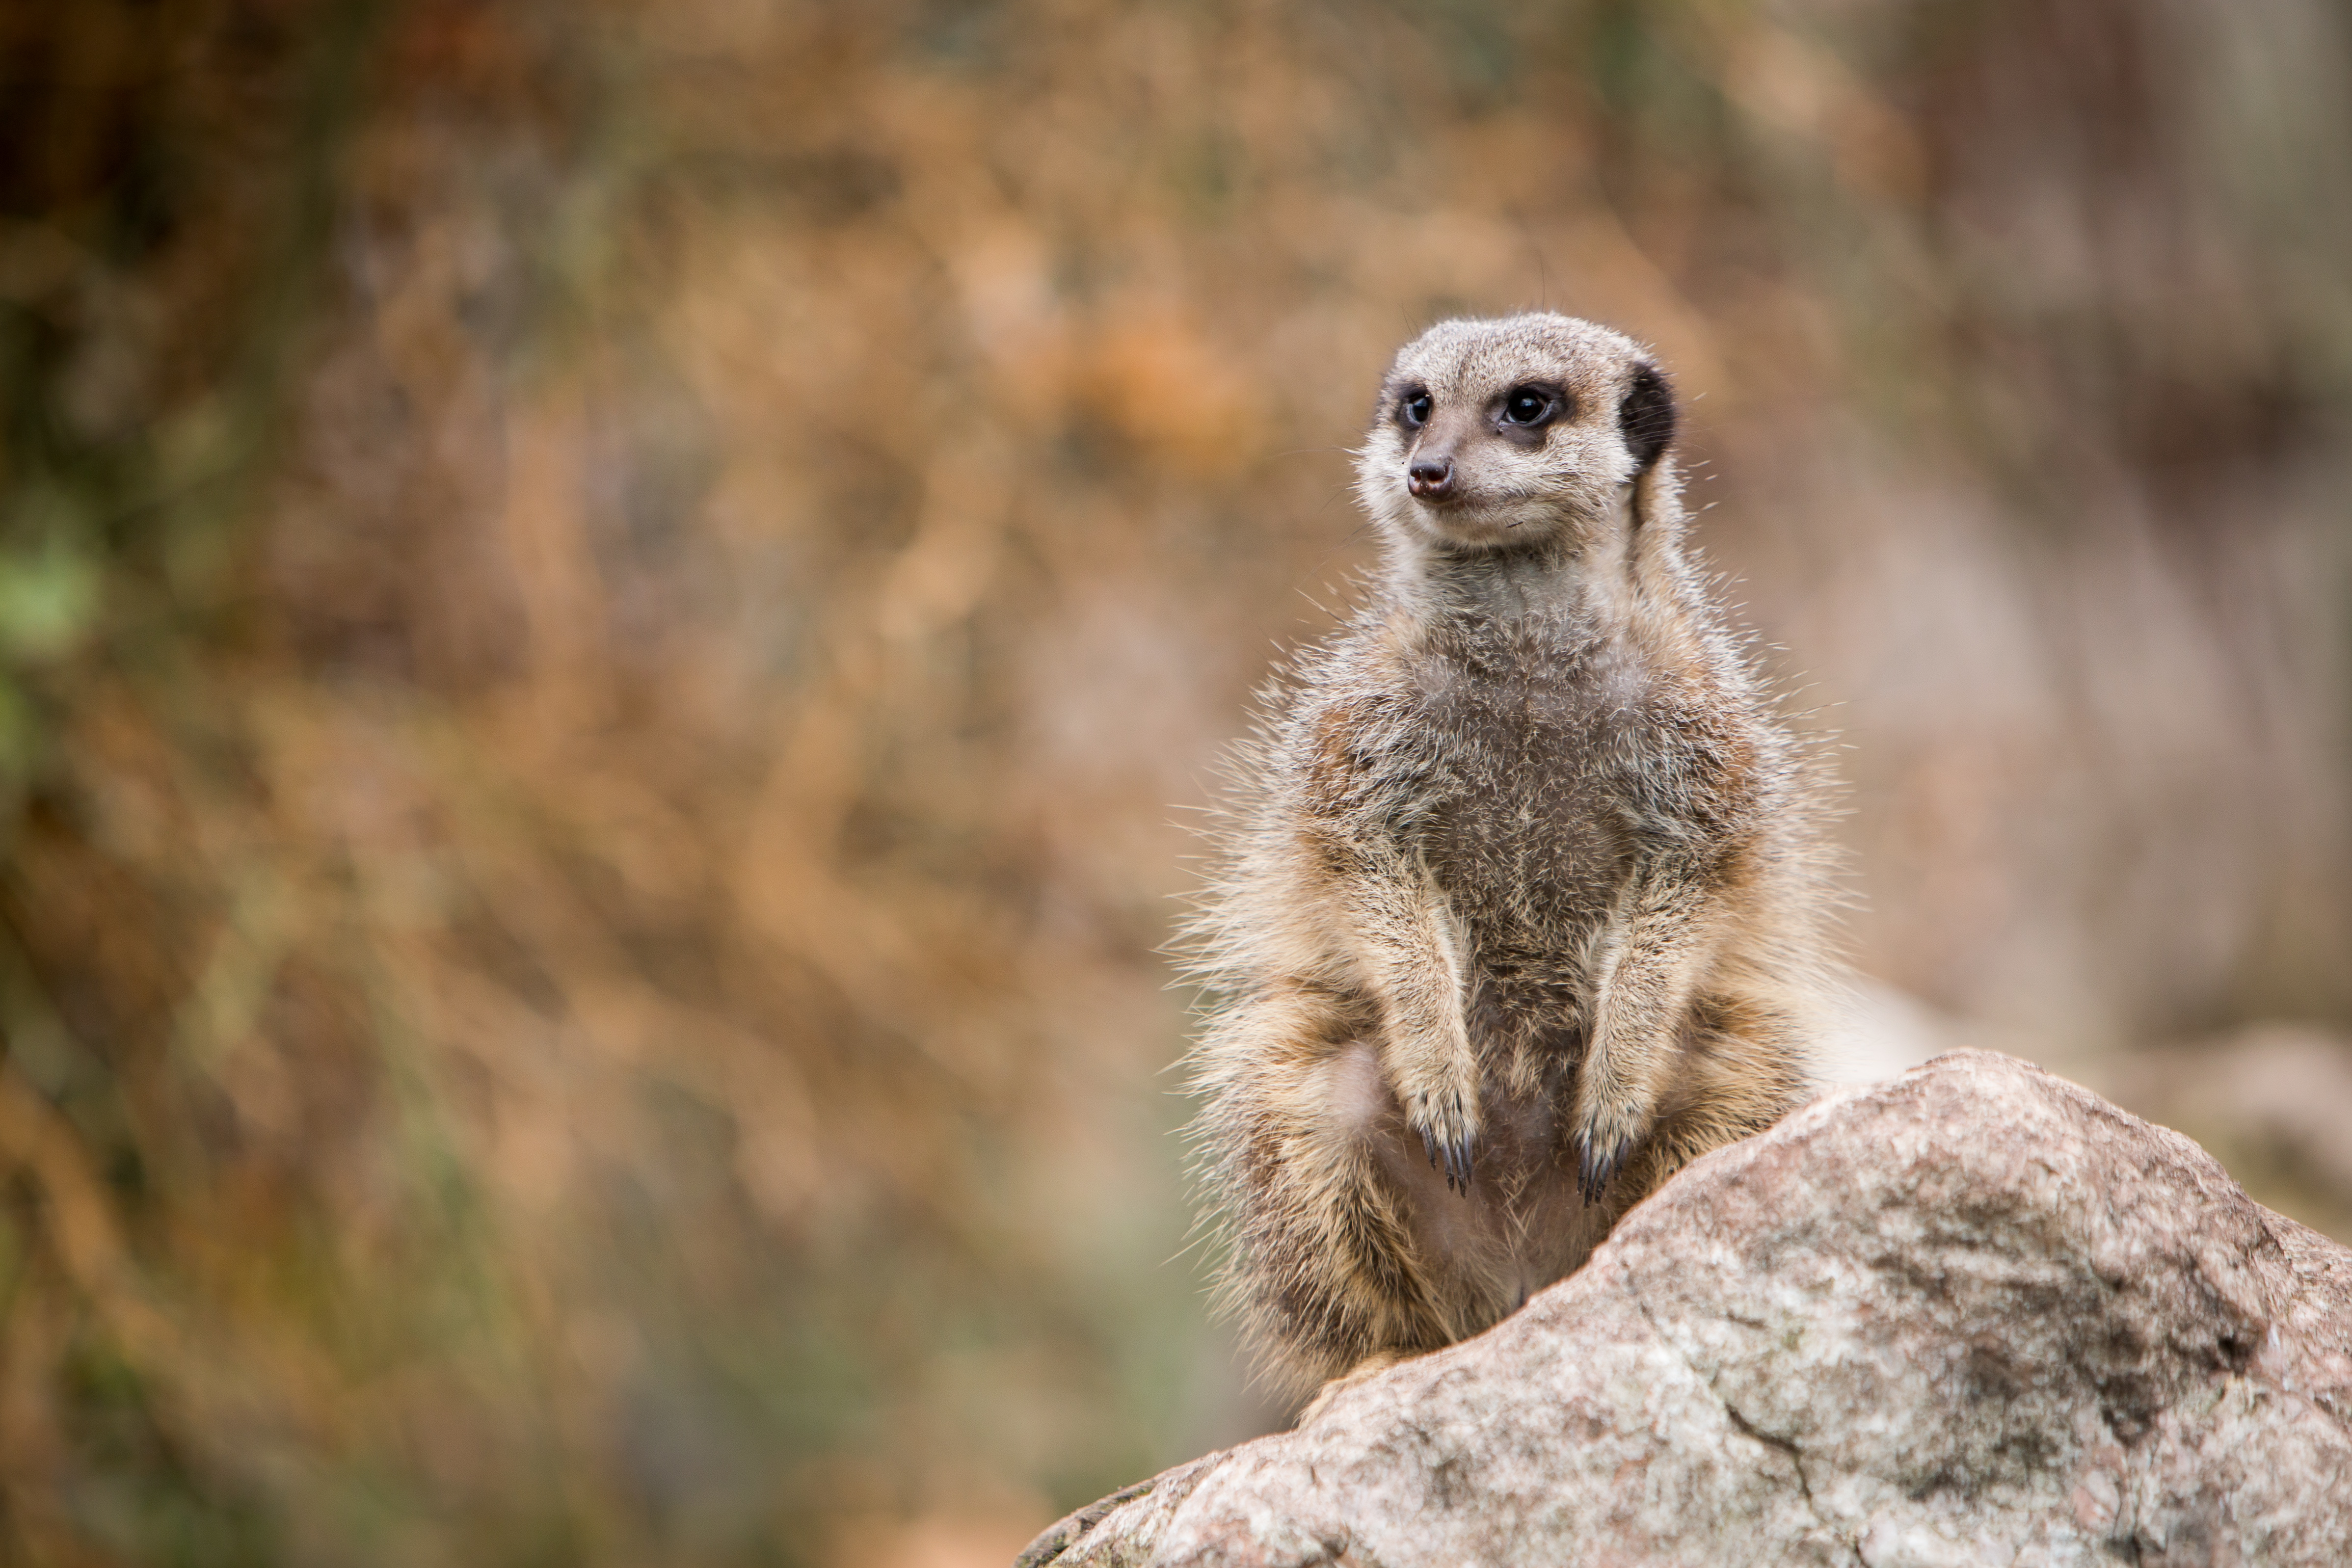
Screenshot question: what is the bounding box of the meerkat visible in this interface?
[1183,313,1837,1413]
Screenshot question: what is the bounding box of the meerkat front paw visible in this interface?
[1572,1068,1657,1206]
[1403,1078,1479,1194]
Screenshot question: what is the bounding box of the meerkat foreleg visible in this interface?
[1343,861,1480,1191]
[1575,862,1722,1201]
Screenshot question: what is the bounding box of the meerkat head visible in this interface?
[1356,313,1677,553]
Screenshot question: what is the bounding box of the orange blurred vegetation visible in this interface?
[0,0,2348,1563]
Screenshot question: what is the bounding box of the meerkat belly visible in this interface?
[1333,1039,1612,1325]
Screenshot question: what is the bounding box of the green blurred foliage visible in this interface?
[0,0,2347,1564]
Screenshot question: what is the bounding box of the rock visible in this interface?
[1017,1051,2352,1567]
[2102,1025,2352,1240]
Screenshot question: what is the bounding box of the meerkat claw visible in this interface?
[1410,1090,1477,1192]
[1429,1128,1473,1194]
[1576,1133,1633,1206]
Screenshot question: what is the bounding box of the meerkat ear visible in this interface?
[1619,361,1676,475]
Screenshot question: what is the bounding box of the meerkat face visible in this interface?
[1356,314,1676,551]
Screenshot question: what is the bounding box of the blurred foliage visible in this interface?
[0,0,2347,1563]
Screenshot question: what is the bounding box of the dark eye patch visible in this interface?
[1396,388,1433,428]
[1485,380,1566,446]
[1620,361,1677,472]
[1500,385,1556,426]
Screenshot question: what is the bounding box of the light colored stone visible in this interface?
[1018,1051,2352,1567]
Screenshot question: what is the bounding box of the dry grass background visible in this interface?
[0,0,2348,1563]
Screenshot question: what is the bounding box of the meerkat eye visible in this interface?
[1500,386,1557,426]
[1398,389,1433,427]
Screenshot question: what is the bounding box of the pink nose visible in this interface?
[1408,458,1454,500]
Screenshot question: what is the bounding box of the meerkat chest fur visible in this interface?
[1394,600,1658,951]
[1187,312,1826,1409]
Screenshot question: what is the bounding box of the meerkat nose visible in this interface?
[1407,457,1455,501]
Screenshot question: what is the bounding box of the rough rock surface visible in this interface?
[1019,1051,2352,1567]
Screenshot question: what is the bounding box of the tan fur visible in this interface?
[1182,314,1839,1409]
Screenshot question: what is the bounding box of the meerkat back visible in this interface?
[1183,313,1837,1412]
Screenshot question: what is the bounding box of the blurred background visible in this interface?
[0,0,2347,1562]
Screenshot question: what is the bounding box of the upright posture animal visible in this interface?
[1186,314,1836,1410]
